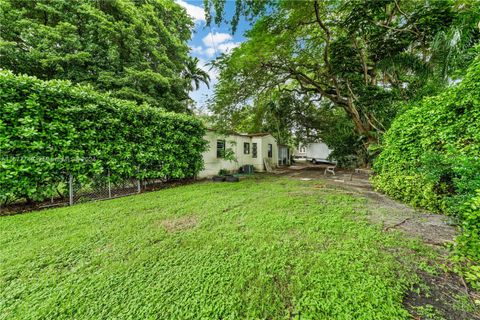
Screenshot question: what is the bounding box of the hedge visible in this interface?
[373,54,480,213]
[372,53,480,287]
[0,71,207,203]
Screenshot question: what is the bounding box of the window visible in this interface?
[300,146,306,153]
[268,144,273,158]
[244,142,250,154]
[216,139,225,158]
[252,143,257,158]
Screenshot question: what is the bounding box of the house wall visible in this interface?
[250,137,266,171]
[259,135,278,169]
[198,131,278,178]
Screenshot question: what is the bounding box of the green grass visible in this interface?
[1,176,434,319]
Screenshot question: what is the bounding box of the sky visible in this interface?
[175,0,251,112]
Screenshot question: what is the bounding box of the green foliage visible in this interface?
[373,53,480,285]
[0,176,453,318]
[218,168,229,175]
[0,71,207,203]
[209,0,480,164]
[454,191,480,289]
[211,89,318,148]
[457,192,480,261]
[412,304,445,320]
[295,105,365,167]
[221,147,237,163]
[215,140,237,163]
[204,0,273,33]
[0,0,193,112]
[373,53,480,213]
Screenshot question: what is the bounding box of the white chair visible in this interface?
[324,162,337,176]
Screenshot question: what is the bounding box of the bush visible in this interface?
[457,192,480,262]
[454,192,480,290]
[373,54,480,215]
[0,71,207,203]
[373,53,480,285]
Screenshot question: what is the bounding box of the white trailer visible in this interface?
[305,142,333,164]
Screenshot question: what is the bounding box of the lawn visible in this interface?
[1,176,436,319]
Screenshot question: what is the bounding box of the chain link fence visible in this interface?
[0,173,195,215]
[70,173,140,205]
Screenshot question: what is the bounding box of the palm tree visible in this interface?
[183,57,210,91]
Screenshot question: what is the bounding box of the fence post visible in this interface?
[137,178,141,193]
[108,170,112,198]
[69,174,73,206]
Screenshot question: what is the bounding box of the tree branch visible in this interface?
[313,0,342,98]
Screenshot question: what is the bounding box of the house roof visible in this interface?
[207,128,273,138]
[245,133,271,137]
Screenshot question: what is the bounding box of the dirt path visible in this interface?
[278,163,479,319]
[282,164,456,247]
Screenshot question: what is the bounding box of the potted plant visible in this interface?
[212,141,240,182]
[212,169,228,182]
[212,169,239,182]
[220,145,240,182]
[225,174,239,182]
[219,169,240,182]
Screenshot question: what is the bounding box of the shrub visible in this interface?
[457,192,480,262]
[454,191,480,290]
[373,53,480,286]
[0,71,207,204]
[373,53,480,215]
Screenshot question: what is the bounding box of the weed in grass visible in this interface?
[413,304,446,320]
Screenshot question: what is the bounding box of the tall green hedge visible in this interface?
[373,54,480,286]
[373,54,480,214]
[0,71,207,203]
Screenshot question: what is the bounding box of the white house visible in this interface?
[199,129,278,178]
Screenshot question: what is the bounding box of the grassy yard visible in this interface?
[0,176,444,319]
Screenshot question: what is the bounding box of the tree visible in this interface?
[0,0,194,112]
[203,0,272,33]
[183,57,211,90]
[211,87,320,143]
[208,0,480,163]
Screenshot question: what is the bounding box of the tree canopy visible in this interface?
[208,0,480,164]
[0,0,194,112]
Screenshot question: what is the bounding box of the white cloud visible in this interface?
[187,32,241,108]
[190,46,204,55]
[193,32,240,57]
[204,47,216,57]
[202,32,232,47]
[190,45,216,58]
[175,0,205,23]
[217,42,240,54]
